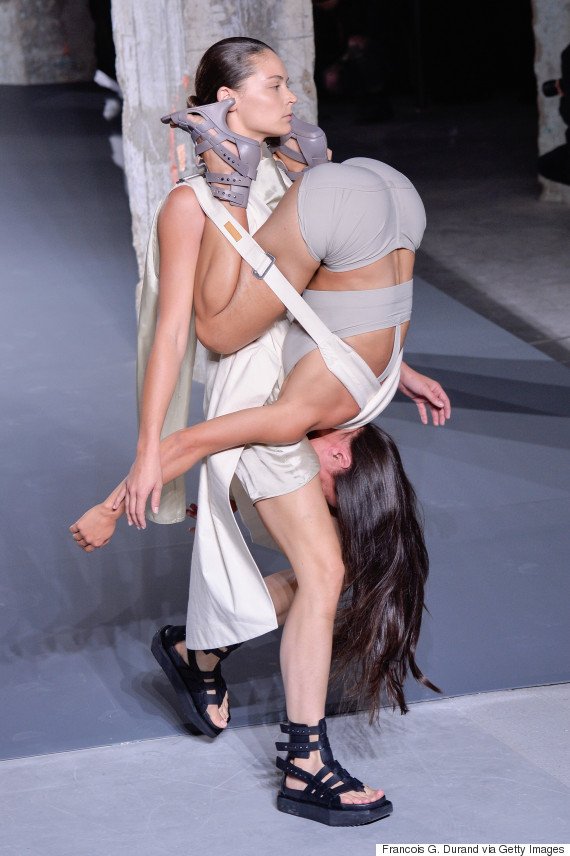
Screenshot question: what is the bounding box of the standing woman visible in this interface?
[72,37,449,826]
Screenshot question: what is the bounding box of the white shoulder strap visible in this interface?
[186,173,380,409]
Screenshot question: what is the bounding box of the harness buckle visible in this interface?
[251,253,276,280]
[176,162,206,183]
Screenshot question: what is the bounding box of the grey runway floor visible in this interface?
[321,96,570,362]
[2,685,569,854]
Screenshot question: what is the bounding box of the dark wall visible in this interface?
[313,0,536,106]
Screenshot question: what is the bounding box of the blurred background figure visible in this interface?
[538,43,570,184]
[312,0,536,124]
[312,0,396,122]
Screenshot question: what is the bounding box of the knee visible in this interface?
[319,566,345,621]
[324,561,345,603]
[298,557,345,614]
[195,317,224,354]
[195,316,251,355]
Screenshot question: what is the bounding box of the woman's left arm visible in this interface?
[398,361,451,426]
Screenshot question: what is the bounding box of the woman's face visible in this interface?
[219,50,297,141]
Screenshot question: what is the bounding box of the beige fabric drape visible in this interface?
[137,153,319,646]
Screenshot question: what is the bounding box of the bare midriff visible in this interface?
[306,247,415,292]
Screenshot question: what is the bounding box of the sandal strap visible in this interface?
[332,760,365,791]
[209,184,249,206]
[193,138,258,180]
[275,717,367,805]
[172,649,228,710]
[194,672,227,709]
[161,100,261,208]
[201,687,226,707]
[204,171,251,188]
[275,737,327,757]
[270,115,329,181]
[277,718,334,761]
[274,145,307,166]
[279,720,323,736]
[187,641,243,709]
[203,642,242,662]
[180,661,221,693]
[276,757,317,787]
[276,759,343,807]
[194,667,217,680]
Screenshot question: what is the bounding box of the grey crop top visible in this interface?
[282,279,413,379]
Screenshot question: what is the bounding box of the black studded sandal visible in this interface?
[151,624,241,738]
[269,115,329,181]
[275,718,393,826]
[161,99,261,207]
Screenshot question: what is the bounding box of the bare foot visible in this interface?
[174,640,230,730]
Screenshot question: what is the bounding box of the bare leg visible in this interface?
[255,479,384,805]
[265,568,298,626]
[193,178,415,372]
[194,181,320,354]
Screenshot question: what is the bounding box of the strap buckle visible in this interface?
[252,252,276,280]
[177,162,206,183]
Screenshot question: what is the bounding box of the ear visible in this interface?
[216,86,237,107]
[331,445,351,472]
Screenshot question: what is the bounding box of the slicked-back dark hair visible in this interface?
[332,423,440,719]
[188,36,274,107]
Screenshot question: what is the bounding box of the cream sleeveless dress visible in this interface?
[137,151,320,647]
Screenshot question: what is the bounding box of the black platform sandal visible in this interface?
[151,624,241,738]
[275,718,393,826]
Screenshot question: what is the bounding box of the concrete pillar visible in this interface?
[0,0,95,84]
[532,0,570,203]
[111,0,317,278]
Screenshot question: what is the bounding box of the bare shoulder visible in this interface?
[158,183,205,233]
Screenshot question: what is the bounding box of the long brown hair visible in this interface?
[332,423,440,719]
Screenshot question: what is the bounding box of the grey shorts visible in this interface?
[297,157,426,272]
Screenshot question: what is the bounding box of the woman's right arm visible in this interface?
[125,185,205,529]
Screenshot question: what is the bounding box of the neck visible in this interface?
[225,113,265,143]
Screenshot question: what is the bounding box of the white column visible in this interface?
[111,0,317,278]
[532,0,570,203]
